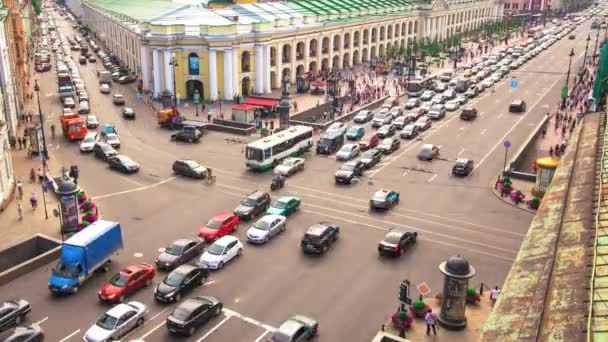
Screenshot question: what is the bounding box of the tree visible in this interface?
[31,0,41,15]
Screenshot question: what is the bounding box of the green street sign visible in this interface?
[193,93,200,104]
[561,87,568,99]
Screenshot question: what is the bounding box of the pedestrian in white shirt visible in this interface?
[425,308,438,336]
[490,286,500,306]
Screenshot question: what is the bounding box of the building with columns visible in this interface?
[82,0,504,102]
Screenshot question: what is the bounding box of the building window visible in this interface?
[242,51,251,72]
[188,53,200,75]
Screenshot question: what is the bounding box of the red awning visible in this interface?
[232,104,256,111]
[243,97,279,107]
[311,81,326,87]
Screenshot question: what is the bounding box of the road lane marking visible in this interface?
[35,317,48,325]
[480,128,487,135]
[475,77,561,170]
[197,315,232,341]
[222,308,276,331]
[457,148,465,156]
[122,307,171,340]
[138,320,166,340]
[58,329,80,342]
[428,174,438,183]
[149,308,171,321]
[120,176,143,186]
[255,330,271,342]
[92,176,176,200]
[497,113,503,119]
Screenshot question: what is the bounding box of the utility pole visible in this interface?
[582,34,591,70]
[561,48,575,110]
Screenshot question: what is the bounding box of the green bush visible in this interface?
[414,300,426,310]
[503,176,511,183]
[467,287,476,297]
[532,197,541,204]
[397,310,407,321]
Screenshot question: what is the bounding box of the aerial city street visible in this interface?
[0,0,605,340]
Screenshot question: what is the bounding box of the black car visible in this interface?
[154,265,209,303]
[377,229,417,257]
[301,223,340,255]
[376,124,396,139]
[334,160,363,184]
[122,107,136,119]
[172,159,208,179]
[360,149,383,169]
[108,155,140,173]
[0,324,44,341]
[171,127,202,143]
[0,299,31,332]
[460,107,478,121]
[377,137,400,154]
[156,238,206,271]
[166,296,223,336]
[452,159,475,176]
[509,100,527,113]
[93,142,117,161]
[234,191,271,220]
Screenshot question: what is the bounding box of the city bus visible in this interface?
[406,75,437,97]
[245,125,314,171]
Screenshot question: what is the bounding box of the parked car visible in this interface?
[392,116,409,130]
[0,299,31,332]
[377,137,400,154]
[82,301,146,342]
[98,263,155,303]
[198,212,240,242]
[359,134,379,151]
[233,191,271,220]
[414,117,432,131]
[155,238,205,270]
[353,110,373,123]
[266,196,301,216]
[199,236,243,270]
[336,143,360,161]
[246,215,287,244]
[346,126,365,140]
[154,265,208,303]
[376,124,396,138]
[400,124,418,139]
[0,324,44,341]
[301,223,340,255]
[165,296,223,336]
[359,149,383,169]
[271,315,319,342]
[335,160,363,184]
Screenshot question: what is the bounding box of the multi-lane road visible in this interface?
[1,9,595,342]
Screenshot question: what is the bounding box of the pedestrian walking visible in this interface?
[37,167,44,183]
[562,125,566,136]
[16,180,23,200]
[541,126,546,138]
[490,286,500,306]
[17,203,23,220]
[549,146,554,157]
[30,193,37,210]
[17,138,22,150]
[50,124,55,139]
[425,309,438,336]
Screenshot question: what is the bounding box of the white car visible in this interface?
[336,144,360,161]
[80,132,98,152]
[82,301,146,342]
[105,133,120,149]
[200,236,243,270]
[490,73,502,83]
[246,215,287,244]
[274,157,305,177]
[100,83,110,93]
[481,79,494,88]
[445,100,460,111]
[326,122,347,135]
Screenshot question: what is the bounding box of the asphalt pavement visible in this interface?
[0,10,595,342]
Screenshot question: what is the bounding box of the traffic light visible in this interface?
[399,280,411,303]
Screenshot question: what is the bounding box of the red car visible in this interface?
[198,212,240,241]
[359,134,379,151]
[98,263,155,303]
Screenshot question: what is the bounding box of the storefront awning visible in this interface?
[232,104,256,111]
[243,97,279,107]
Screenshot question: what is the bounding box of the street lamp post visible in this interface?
[593,30,600,62]
[583,34,591,69]
[561,48,575,110]
[169,57,178,108]
[34,79,49,219]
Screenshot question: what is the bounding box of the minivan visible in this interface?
[316,131,345,155]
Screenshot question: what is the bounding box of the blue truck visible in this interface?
[48,220,123,294]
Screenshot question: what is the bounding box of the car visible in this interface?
[233,191,271,220]
[359,134,379,151]
[88,55,96,62]
[443,89,456,100]
[480,78,494,89]
[171,127,202,143]
[452,158,475,176]
[172,159,208,179]
[78,91,89,103]
[35,63,51,72]
[509,99,527,112]
[198,212,240,242]
[108,155,140,173]
[420,101,433,113]
[417,143,440,161]
[372,110,393,128]
[272,315,319,342]
[392,116,410,130]
[377,137,400,154]
[460,107,478,121]
[455,95,468,105]
[246,214,287,244]
[420,90,435,101]
[93,142,118,161]
[0,299,31,332]
[433,82,447,92]
[301,223,340,255]
[376,124,395,138]
[156,238,206,270]
[80,132,98,152]
[336,143,360,161]
[100,84,110,93]
[378,229,418,257]
[274,157,305,177]
[84,114,98,129]
[440,71,453,82]
[82,301,146,342]
[569,34,575,39]
[165,296,223,336]
[431,94,445,105]
[335,160,363,184]
[445,100,460,111]
[389,107,402,119]
[326,122,347,135]
[369,189,400,210]
[359,148,383,169]
[353,110,373,123]
[63,97,75,108]
[79,55,87,64]
[404,98,420,109]
[104,133,120,149]
[98,263,155,303]
[0,324,44,341]
[122,107,135,119]
[154,265,208,303]
[112,94,125,105]
[427,105,446,120]
[118,75,136,84]
[414,117,431,131]
[346,126,365,140]
[400,124,418,139]
[266,196,301,216]
[406,108,425,120]
[200,236,243,270]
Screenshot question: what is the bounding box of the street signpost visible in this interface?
[417,282,432,297]
[503,140,511,175]
[510,79,519,88]
[399,280,412,306]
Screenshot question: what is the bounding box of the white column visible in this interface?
[425,18,430,39]
[209,50,218,100]
[140,45,150,91]
[163,50,173,93]
[291,43,297,80]
[232,47,239,97]
[254,45,264,94]
[264,45,271,93]
[152,49,161,97]
[223,49,233,101]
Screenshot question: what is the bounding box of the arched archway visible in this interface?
[321,58,329,71]
[353,50,360,65]
[379,44,384,58]
[387,25,392,39]
[401,39,405,50]
[333,35,341,52]
[354,31,360,47]
[309,61,317,72]
[309,39,318,57]
[296,64,305,77]
[186,80,204,100]
[414,21,418,33]
[362,48,368,63]
[370,46,376,59]
[282,44,292,63]
[296,42,305,61]
[241,77,251,97]
[344,33,350,49]
[188,53,199,75]
[379,26,385,41]
[371,28,377,43]
[363,29,369,44]
[322,37,330,54]
[401,23,406,36]
[343,53,350,68]
[408,22,413,35]
[386,43,392,58]
[241,51,251,72]
[394,24,399,38]
[270,47,277,66]
[332,55,340,70]
[270,71,277,89]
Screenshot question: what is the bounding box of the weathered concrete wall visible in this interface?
[0,234,62,286]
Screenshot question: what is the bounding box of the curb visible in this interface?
[489,174,537,214]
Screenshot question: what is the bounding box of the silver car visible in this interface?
[274,157,305,177]
[336,144,360,161]
[83,301,146,342]
[246,214,287,244]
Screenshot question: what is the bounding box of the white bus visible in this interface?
[245,125,314,171]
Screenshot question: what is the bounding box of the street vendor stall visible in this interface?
[231,104,256,123]
[310,80,326,95]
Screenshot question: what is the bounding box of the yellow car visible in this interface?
[463,69,472,78]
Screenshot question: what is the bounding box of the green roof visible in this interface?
[288,0,412,20]
[84,0,182,21]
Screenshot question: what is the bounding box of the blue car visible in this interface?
[346,126,365,140]
[369,189,400,210]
